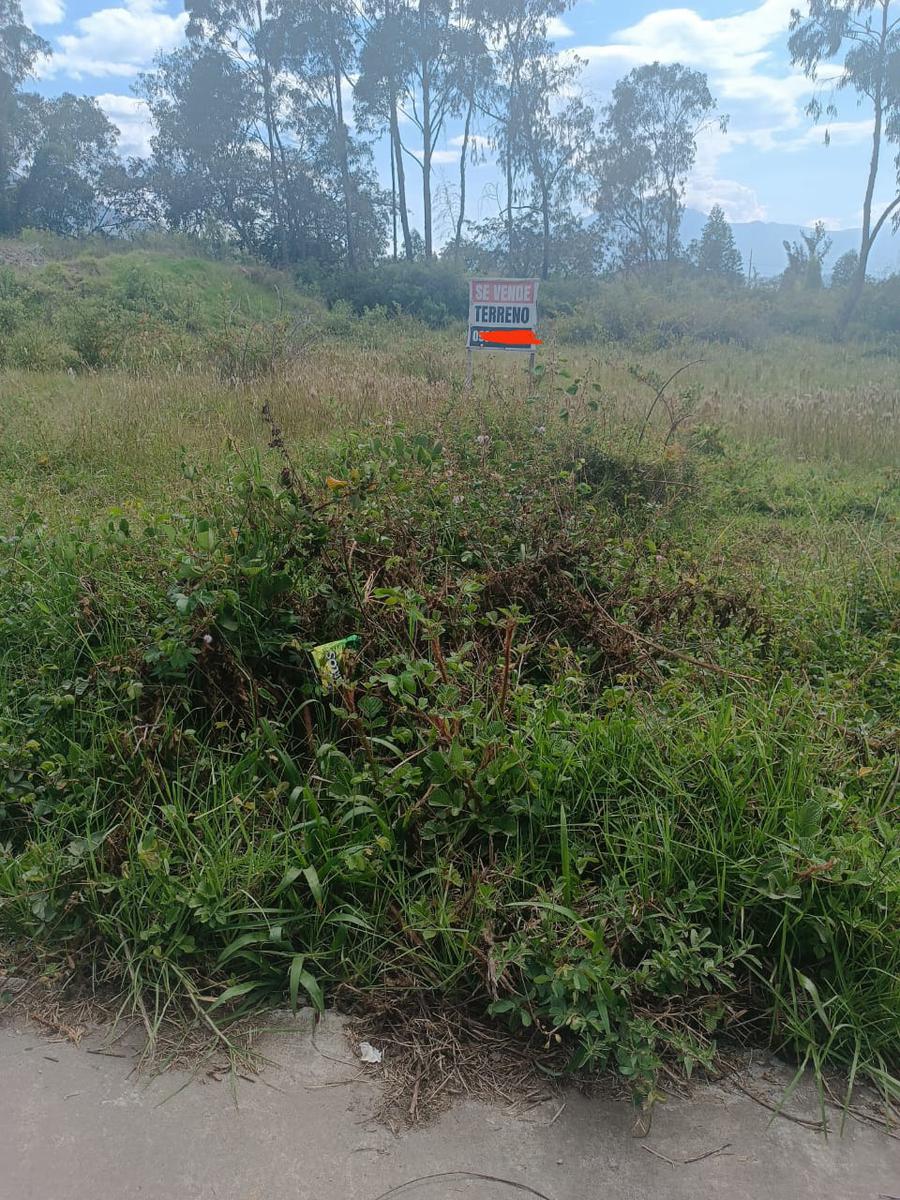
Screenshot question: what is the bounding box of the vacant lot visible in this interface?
[1,248,897,1113]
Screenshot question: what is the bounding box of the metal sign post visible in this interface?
[466,278,540,386]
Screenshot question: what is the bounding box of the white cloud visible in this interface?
[40,0,187,80]
[686,175,766,223]
[547,17,574,40]
[21,0,65,25]
[405,148,461,166]
[340,77,356,132]
[578,0,794,73]
[574,0,812,122]
[450,133,492,152]
[570,1,865,221]
[785,119,874,151]
[95,93,153,157]
[804,215,846,231]
[686,125,767,222]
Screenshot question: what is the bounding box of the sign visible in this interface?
[467,278,539,352]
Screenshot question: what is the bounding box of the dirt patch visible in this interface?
[348,1012,568,1129]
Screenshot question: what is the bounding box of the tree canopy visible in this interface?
[7,0,896,302]
[593,62,725,271]
[691,205,744,281]
[1,0,120,236]
[789,0,900,331]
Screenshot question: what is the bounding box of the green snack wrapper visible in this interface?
[311,635,360,690]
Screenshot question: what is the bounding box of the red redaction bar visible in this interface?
[478,329,543,346]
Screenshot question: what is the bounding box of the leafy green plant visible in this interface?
[0,312,897,1110]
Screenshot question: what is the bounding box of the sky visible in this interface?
[20,0,891,236]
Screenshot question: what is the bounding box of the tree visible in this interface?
[831,247,860,285]
[0,0,49,232]
[12,93,120,234]
[355,0,416,259]
[405,0,488,259]
[2,3,120,236]
[691,204,744,280]
[270,0,366,267]
[480,0,574,274]
[457,209,604,277]
[520,75,593,278]
[0,0,46,93]
[789,0,900,334]
[183,0,297,262]
[140,2,386,266]
[782,221,833,289]
[135,44,268,250]
[449,0,493,259]
[594,63,725,270]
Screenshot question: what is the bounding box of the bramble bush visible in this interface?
[1,404,896,1103]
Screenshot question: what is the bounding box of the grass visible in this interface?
[0,244,898,1112]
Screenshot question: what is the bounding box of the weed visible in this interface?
[0,243,897,1109]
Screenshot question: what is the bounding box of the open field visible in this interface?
[1,248,898,1115]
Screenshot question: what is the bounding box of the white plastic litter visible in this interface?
[357,1041,383,1064]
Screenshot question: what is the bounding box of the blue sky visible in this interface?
[21,0,888,234]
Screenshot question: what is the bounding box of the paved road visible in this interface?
[1,1011,897,1200]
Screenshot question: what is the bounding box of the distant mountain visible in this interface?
[681,209,900,280]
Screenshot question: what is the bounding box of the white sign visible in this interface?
[467,278,539,352]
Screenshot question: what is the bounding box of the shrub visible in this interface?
[319,260,468,327]
[0,414,896,1102]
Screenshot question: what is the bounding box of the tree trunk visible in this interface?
[420,0,432,259]
[390,96,413,259]
[255,1,286,262]
[836,2,889,338]
[453,94,474,259]
[260,74,285,261]
[541,181,550,280]
[0,93,10,235]
[506,153,516,274]
[837,104,882,336]
[390,130,398,260]
[331,47,356,269]
[505,19,523,276]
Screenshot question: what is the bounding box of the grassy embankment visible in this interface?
[0,243,897,1108]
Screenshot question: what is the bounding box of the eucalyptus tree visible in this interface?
[449,0,494,258]
[403,0,490,258]
[594,63,724,270]
[270,0,363,266]
[355,0,416,258]
[0,0,49,232]
[11,93,120,235]
[0,0,46,96]
[139,0,384,264]
[1,1,120,236]
[183,0,294,259]
[480,0,574,273]
[517,54,593,278]
[789,0,900,333]
[135,44,267,250]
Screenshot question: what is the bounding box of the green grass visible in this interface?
[0,245,897,1109]
[0,238,327,373]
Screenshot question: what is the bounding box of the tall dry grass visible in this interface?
[1,326,896,533]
